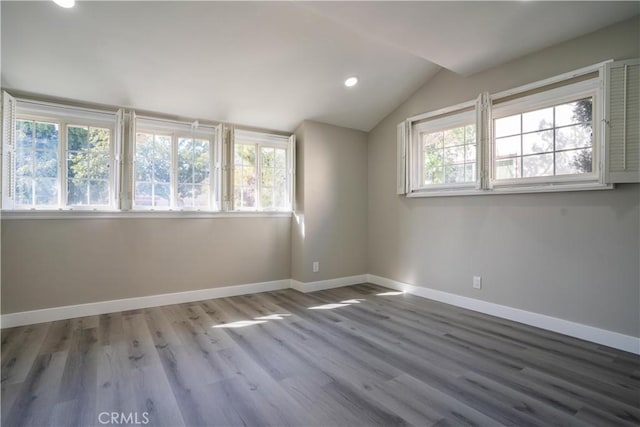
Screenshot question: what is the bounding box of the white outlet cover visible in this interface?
[473,276,482,289]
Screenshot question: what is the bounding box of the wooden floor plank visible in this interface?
[2,284,639,426]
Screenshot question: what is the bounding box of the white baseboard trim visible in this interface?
[367,274,640,355]
[0,279,290,329]
[290,274,368,293]
[4,272,637,355]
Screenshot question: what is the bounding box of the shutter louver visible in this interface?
[2,91,16,209]
[397,120,409,195]
[606,59,640,183]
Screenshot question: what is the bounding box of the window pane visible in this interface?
[424,149,444,184]
[556,124,592,151]
[154,135,171,183]
[556,148,592,175]
[135,132,171,208]
[154,183,171,207]
[444,145,465,164]
[89,180,109,205]
[68,179,88,205]
[522,107,553,133]
[89,127,110,152]
[444,164,465,184]
[234,144,257,209]
[67,126,110,206]
[465,144,476,162]
[178,138,210,188]
[495,115,520,138]
[36,122,58,150]
[275,149,286,169]
[465,163,476,182]
[68,126,88,151]
[444,127,464,147]
[14,120,59,207]
[556,99,592,127]
[261,185,274,209]
[522,153,553,178]
[465,125,476,144]
[16,120,34,149]
[495,135,521,158]
[35,150,58,177]
[522,130,553,155]
[15,177,32,205]
[16,149,33,177]
[496,158,519,179]
[422,132,443,150]
[424,167,443,185]
[135,182,152,206]
[34,178,57,206]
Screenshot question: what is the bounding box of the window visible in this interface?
[2,95,121,210]
[233,130,293,211]
[132,116,220,211]
[491,79,599,188]
[408,100,481,194]
[397,60,640,197]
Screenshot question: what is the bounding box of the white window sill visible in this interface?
[0,210,293,220]
[406,182,613,198]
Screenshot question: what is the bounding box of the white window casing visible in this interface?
[605,58,640,183]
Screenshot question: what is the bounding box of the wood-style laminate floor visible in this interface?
[2,283,639,427]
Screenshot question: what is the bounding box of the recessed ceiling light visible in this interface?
[53,0,75,8]
[344,77,358,88]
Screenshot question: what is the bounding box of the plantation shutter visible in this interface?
[2,91,16,209]
[605,58,640,183]
[289,134,296,211]
[476,92,489,189]
[397,120,409,195]
[114,109,125,209]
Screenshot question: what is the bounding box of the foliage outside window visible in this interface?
[493,98,594,181]
[233,130,291,211]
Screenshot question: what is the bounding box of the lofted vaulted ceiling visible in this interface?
[1,1,638,132]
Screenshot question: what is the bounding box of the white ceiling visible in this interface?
[1,1,637,132]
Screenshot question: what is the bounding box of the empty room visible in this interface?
[1,1,639,426]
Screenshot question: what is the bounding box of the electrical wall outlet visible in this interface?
[313,261,319,273]
[473,276,482,289]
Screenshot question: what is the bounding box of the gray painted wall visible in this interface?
[292,120,368,282]
[1,217,291,313]
[367,17,640,337]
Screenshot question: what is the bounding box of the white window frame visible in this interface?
[401,61,615,198]
[405,96,485,197]
[131,115,222,212]
[489,69,607,192]
[232,129,293,212]
[2,96,121,211]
